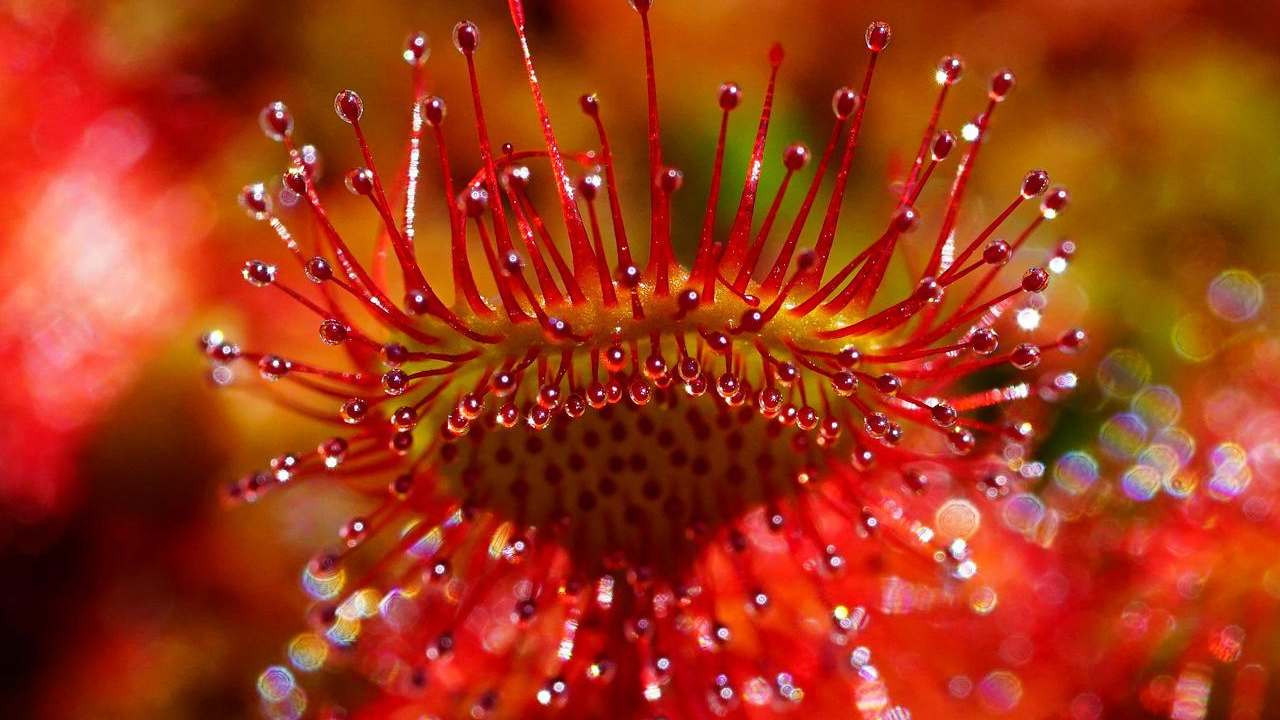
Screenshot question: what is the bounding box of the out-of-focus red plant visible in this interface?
[0,6,213,524]
[980,277,1280,719]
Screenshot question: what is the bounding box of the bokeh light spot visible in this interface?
[1171,313,1219,362]
[1121,464,1161,501]
[1207,269,1264,322]
[935,498,981,539]
[257,665,296,703]
[1054,451,1099,495]
[1098,349,1150,399]
[978,670,1023,713]
[1131,385,1182,428]
[1099,413,1149,461]
[287,633,328,672]
[1002,493,1046,536]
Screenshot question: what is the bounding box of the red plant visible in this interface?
[209,2,1081,717]
[1010,316,1280,719]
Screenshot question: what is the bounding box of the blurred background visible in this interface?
[3,0,1278,717]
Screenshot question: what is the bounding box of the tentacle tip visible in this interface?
[865,21,891,53]
[453,21,480,55]
[403,31,430,66]
[769,42,784,66]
